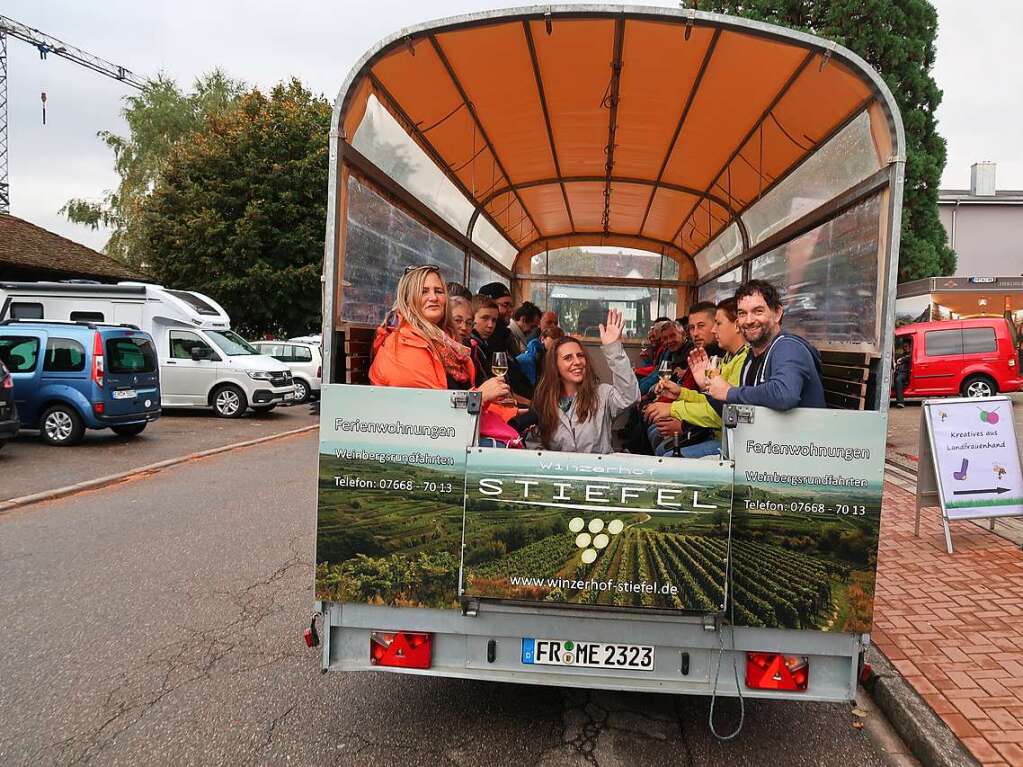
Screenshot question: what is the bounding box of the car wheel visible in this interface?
[0,440,5,451]
[252,405,277,414]
[962,375,997,398]
[40,404,85,446]
[292,379,309,403]
[111,423,148,437]
[212,385,248,418]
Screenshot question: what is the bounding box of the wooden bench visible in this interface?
[818,350,873,410]
[334,323,376,385]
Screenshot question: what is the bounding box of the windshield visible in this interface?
[206,330,259,356]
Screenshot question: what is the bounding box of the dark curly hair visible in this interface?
[734,279,782,311]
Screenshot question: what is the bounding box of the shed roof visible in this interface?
[0,214,143,281]
[336,6,898,268]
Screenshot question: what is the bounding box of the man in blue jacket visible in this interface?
[705,279,825,410]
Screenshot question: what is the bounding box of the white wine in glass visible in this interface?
[705,355,721,380]
[492,351,509,378]
[657,359,671,383]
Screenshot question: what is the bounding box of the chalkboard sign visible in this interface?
[915,396,1023,553]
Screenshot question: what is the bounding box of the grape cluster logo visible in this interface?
[568,517,625,564]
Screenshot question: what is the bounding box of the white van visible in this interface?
[0,281,296,417]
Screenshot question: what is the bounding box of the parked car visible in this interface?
[0,359,18,451]
[893,317,1023,399]
[251,340,321,403]
[0,320,161,446]
[0,281,296,417]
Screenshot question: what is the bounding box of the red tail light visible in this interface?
[316,365,321,378]
[745,652,809,691]
[91,332,105,388]
[370,631,432,669]
[2,374,11,390]
[93,402,105,414]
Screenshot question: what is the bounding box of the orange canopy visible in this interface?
[337,7,893,271]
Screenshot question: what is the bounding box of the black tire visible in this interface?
[961,374,997,399]
[211,384,248,418]
[111,423,147,438]
[292,378,310,403]
[40,404,85,446]
[0,440,6,451]
[251,404,277,414]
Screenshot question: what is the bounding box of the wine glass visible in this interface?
[657,359,671,382]
[492,351,514,405]
[492,351,509,378]
[705,355,721,381]
[654,358,671,397]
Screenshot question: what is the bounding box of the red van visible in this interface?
[894,317,1023,399]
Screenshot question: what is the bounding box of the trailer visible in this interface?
[310,5,904,714]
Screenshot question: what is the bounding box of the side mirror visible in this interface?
[191,346,212,361]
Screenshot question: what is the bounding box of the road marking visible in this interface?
[0,425,317,514]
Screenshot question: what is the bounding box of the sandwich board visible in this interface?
[916,396,1023,553]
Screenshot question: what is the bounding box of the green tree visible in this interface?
[141,79,331,337]
[698,0,955,280]
[62,70,245,269]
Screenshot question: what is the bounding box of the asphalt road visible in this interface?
[0,404,318,501]
[0,432,912,766]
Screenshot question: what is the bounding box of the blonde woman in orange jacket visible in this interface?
[370,265,510,406]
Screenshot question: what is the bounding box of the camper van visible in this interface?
[0,282,297,417]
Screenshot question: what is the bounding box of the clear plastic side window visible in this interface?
[749,194,883,348]
[742,112,880,247]
[340,176,464,325]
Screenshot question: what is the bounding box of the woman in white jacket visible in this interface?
[533,309,640,454]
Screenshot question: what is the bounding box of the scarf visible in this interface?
[436,331,473,386]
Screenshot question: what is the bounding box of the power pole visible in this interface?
[0,16,146,214]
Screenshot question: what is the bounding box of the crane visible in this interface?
[0,15,146,214]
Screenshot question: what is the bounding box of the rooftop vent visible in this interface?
[970,162,997,196]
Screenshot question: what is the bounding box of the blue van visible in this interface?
[0,320,161,446]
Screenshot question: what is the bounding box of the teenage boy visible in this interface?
[477,282,514,354]
[705,279,825,410]
[470,295,500,379]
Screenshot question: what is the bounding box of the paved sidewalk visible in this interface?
[875,481,1023,766]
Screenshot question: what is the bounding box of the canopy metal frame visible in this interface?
[322,5,905,410]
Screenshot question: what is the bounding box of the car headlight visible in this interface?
[247,371,274,380]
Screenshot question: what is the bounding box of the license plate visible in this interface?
[112,389,136,400]
[284,392,295,400]
[522,638,654,671]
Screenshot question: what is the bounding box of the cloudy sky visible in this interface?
[3,0,1020,251]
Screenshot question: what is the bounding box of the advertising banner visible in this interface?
[923,396,1023,521]
[730,407,885,634]
[461,450,734,612]
[315,385,477,608]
